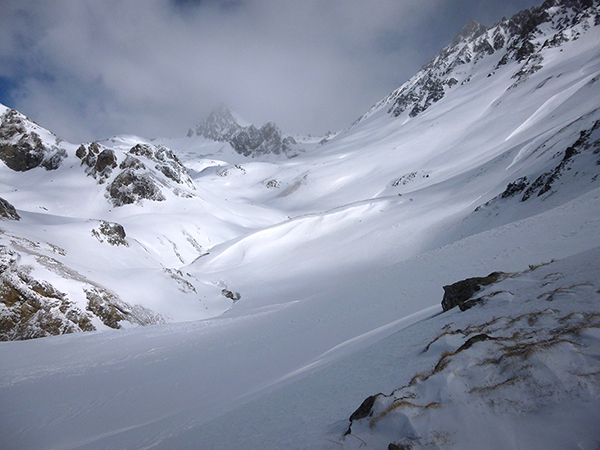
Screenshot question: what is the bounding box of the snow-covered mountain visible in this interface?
[1,0,600,448]
[188,103,313,158]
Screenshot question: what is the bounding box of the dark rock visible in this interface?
[388,444,411,450]
[106,169,165,206]
[75,145,87,159]
[501,176,529,198]
[85,288,126,329]
[91,221,128,246]
[0,109,50,171]
[95,149,118,173]
[442,272,504,312]
[41,148,67,170]
[221,289,241,301]
[119,155,146,170]
[0,132,46,171]
[129,143,154,159]
[230,121,296,157]
[0,198,19,220]
[79,143,117,181]
[128,144,193,186]
[520,121,600,201]
[349,394,380,422]
[515,40,536,62]
[193,105,300,157]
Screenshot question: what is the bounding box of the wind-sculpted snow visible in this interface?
[342,250,600,450]
[1,0,600,448]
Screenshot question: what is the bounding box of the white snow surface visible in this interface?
[1,5,600,449]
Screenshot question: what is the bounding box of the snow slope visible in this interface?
[1,0,600,448]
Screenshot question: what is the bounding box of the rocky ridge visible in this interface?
[189,104,302,158]
[353,0,600,126]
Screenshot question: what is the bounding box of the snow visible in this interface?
[1,4,600,449]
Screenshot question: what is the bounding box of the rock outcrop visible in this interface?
[0,108,66,171]
[0,198,19,221]
[441,272,505,311]
[0,247,95,341]
[105,143,194,206]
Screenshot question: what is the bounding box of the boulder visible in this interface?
[442,272,504,312]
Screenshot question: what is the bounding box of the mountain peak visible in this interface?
[451,19,487,46]
[188,105,301,158]
[192,103,243,141]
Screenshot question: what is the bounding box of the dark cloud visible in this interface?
[0,0,541,143]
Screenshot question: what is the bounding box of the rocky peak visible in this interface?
[189,105,301,158]
[192,103,243,142]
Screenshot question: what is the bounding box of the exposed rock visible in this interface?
[0,197,20,220]
[194,103,243,141]
[264,179,280,189]
[442,272,505,312]
[91,221,128,246]
[451,19,487,46]
[85,287,164,329]
[501,176,529,198]
[96,149,118,173]
[129,144,194,187]
[376,0,598,123]
[41,148,67,170]
[129,143,154,159]
[106,169,166,206]
[221,289,241,301]
[0,110,46,171]
[0,109,67,171]
[77,143,117,182]
[230,122,292,157]
[119,154,146,170]
[75,144,87,159]
[0,247,95,341]
[456,333,493,351]
[521,121,600,201]
[192,105,301,158]
[349,394,380,423]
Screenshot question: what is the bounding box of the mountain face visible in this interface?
[189,104,302,157]
[355,0,600,125]
[1,0,600,448]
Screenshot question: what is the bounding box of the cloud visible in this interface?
[0,0,541,143]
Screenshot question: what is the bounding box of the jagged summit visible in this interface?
[190,103,243,142]
[188,104,302,158]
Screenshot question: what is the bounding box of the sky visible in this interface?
[0,0,542,143]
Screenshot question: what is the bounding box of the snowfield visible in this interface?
[1,1,600,448]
